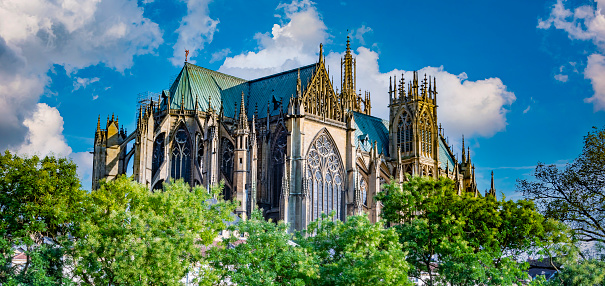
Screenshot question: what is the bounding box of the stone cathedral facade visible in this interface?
[92,38,487,231]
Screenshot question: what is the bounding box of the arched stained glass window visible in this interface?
[397,112,412,153]
[271,131,287,208]
[221,138,234,182]
[196,133,204,169]
[171,127,191,185]
[152,133,165,178]
[307,131,344,221]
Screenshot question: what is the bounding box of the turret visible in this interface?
[234,91,250,218]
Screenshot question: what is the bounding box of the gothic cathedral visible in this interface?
[92,37,490,231]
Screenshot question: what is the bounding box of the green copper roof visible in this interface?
[439,137,456,172]
[163,63,247,115]
[161,62,317,119]
[352,111,390,156]
[248,64,316,119]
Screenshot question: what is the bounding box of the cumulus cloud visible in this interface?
[0,0,162,186]
[539,0,605,110]
[584,53,605,111]
[219,0,515,139]
[538,0,605,50]
[14,103,94,188]
[218,0,327,79]
[170,0,218,66]
[325,48,516,138]
[16,103,72,157]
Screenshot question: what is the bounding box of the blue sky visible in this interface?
[1,0,604,198]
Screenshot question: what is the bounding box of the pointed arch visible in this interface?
[270,127,288,208]
[306,128,345,221]
[397,111,413,153]
[152,132,165,179]
[170,124,192,185]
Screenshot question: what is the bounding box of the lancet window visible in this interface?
[306,131,344,221]
[397,112,413,153]
[196,133,204,169]
[221,138,234,182]
[419,113,432,157]
[360,177,368,207]
[152,133,165,178]
[271,131,287,207]
[171,126,191,185]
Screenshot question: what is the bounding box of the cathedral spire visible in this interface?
[319,43,323,64]
[491,170,495,190]
[462,135,466,163]
[96,115,101,133]
[238,91,248,129]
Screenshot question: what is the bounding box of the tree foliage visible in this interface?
[299,213,411,286]
[72,176,235,285]
[518,126,605,244]
[0,151,84,285]
[377,176,547,285]
[206,210,318,286]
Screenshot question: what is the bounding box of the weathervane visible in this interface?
[185,49,189,62]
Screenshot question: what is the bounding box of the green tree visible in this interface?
[377,176,546,285]
[518,126,605,244]
[299,213,411,286]
[205,210,318,286]
[72,176,235,285]
[0,151,85,285]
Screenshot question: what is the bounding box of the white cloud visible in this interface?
[523,105,531,114]
[538,0,605,50]
[539,0,605,111]
[554,73,569,82]
[170,0,218,66]
[219,0,515,139]
[326,48,516,138]
[73,77,100,91]
[354,25,372,45]
[16,103,72,157]
[0,0,162,158]
[584,53,605,111]
[218,0,327,79]
[209,48,231,63]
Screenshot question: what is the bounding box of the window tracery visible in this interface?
[397,112,412,153]
[419,113,432,157]
[221,138,234,182]
[171,127,191,184]
[271,131,287,207]
[196,133,204,169]
[306,131,344,221]
[152,133,165,178]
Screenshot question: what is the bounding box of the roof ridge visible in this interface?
[248,63,317,83]
[184,62,248,82]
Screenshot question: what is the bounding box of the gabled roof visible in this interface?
[161,62,317,119]
[352,111,390,156]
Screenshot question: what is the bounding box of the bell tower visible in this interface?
[389,71,439,178]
